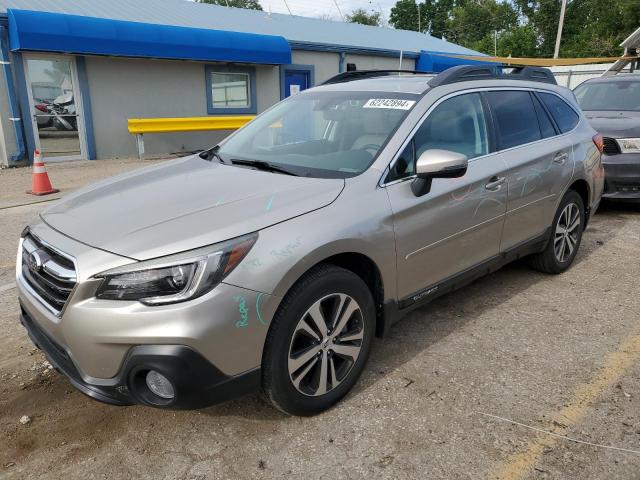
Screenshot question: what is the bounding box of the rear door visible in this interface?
[384,92,508,302]
[486,90,575,251]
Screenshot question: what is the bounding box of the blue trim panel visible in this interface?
[290,41,420,59]
[0,25,25,163]
[8,9,292,65]
[205,65,257,115]
[75,56,96,160]
[417,50,494,73]
[12,51,36,164]
[279,64,315,100]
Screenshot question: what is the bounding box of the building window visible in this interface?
[206,65,257,115]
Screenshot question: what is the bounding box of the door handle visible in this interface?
[553,152,569,164]
[485,176,505,191]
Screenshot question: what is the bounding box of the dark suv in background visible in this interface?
[574,74,640,202]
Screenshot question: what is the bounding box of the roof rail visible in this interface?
[322,70,425,85]
[428,65,557,87]
[507,66,557,84]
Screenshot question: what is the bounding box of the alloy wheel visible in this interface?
[554,202,581,263]
[287,293,364,397]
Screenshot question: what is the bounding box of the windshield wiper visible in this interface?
[230,159,300,176]
[199,146,227,164]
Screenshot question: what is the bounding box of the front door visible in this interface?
[384,92,508,301]
[23,54,86,161]
[283,69,310,98]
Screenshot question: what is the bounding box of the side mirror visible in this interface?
[411,149,468,197]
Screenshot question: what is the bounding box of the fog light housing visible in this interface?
[145,370,175,399]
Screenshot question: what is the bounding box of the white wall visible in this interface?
[344,53,415,71]
[291,50,340,84]
[550,63,639,89]
[84,56,280,158]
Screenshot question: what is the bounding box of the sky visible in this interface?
[251,0,397,22]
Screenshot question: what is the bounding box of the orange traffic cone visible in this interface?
[27,149,59,196]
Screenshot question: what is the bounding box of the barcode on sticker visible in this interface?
[363,99,416,110]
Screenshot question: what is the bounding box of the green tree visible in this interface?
[196,0,262,10]
[390,0,640,58]
[512,0,640,57]
[389,0,453,37]
[389,0,420,32]
[346,8,382,26]
[446,0,519,47]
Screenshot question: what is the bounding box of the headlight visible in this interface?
[617,138,640,154]
[94,233,257,305]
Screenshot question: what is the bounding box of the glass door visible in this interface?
[23,55,86,161]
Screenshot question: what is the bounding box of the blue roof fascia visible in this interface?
[417,50,494,72]
[8,9,292,65]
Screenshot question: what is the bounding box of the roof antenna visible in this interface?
[283,0,293,15]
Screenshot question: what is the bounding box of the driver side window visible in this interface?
[387,93,489,182]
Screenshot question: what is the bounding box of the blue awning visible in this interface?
[417,51,496,73]
[8,9,292,65]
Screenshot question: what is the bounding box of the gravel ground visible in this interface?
[0,160,639,479]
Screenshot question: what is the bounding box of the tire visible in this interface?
[529,190,585,274]
[262,264,375,416]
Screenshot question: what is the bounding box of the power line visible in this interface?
[332,0,344,21]
[282,0,293,15]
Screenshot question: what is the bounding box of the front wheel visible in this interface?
[262,265,375,416]
[529,190,585,274]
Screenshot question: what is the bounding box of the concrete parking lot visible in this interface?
[1,159,639,479]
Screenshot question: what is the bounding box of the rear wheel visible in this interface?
[529,190,585,274]
[262,265,375,416]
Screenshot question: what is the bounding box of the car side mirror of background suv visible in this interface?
[411,149,468,197]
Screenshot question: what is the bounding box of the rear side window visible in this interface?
[532,94,557,138]
[487,90,541,150]
[539,92,579,133]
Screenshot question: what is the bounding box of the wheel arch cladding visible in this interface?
[275,252,386,338]
[321,253,385,337]
[568,179,591,225]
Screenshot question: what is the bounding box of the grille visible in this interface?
[614,182,640,193]
[21,233,77,315]
[603,137,620,156]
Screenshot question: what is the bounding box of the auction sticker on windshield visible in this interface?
[363,98,416,110]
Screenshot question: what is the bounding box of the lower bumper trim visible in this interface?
[19,305,261,409]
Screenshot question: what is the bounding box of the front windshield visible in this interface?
[574,80,640,111]
[218,91,418,178]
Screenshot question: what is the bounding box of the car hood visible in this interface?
[41,155,344,260]
[584,110,640,138]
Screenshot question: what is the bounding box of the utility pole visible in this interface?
[494,30,497,56]
[417,3,421,33]
[553,0,568,59]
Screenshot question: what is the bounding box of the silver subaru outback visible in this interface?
[17,66,604,415]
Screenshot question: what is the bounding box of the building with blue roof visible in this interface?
[0,0,481,164]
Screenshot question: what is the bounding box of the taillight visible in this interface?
[592,134,604,153]
[35,103,48,113]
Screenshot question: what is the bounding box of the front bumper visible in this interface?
[20,304,260,408]
[602,152,640,201]
[16,221,280,408]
